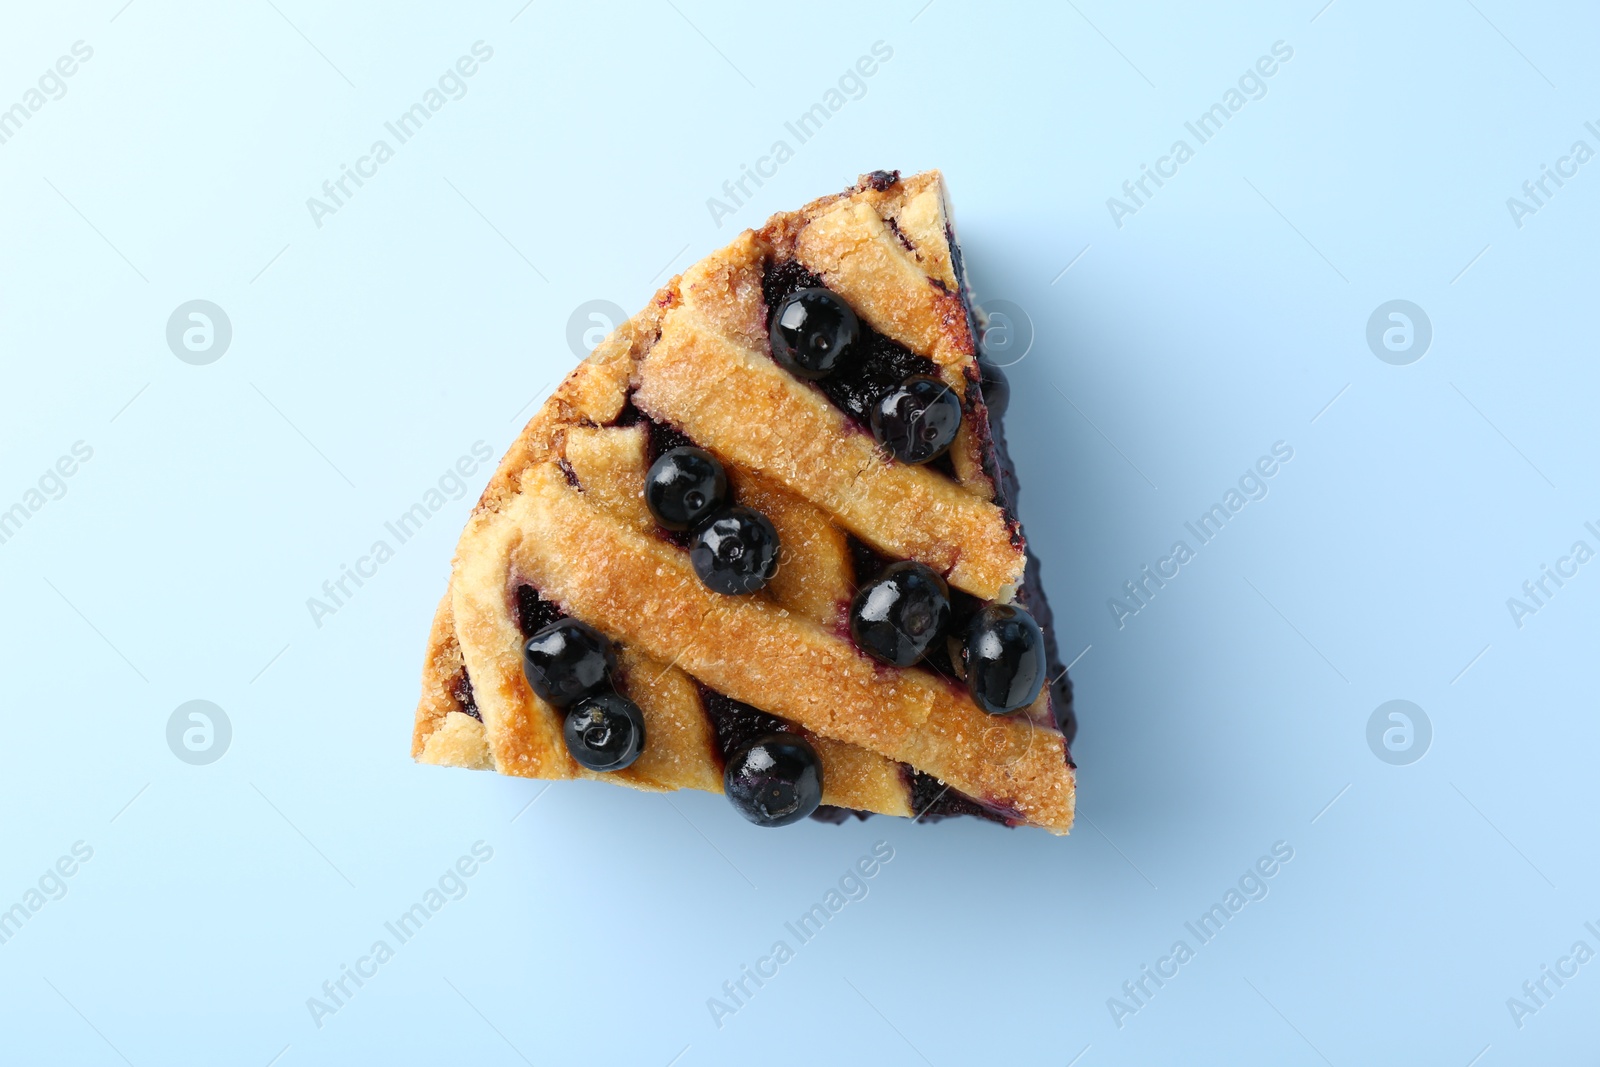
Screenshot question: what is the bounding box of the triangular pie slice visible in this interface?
[412,170,1077,833]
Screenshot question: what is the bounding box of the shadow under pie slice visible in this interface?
[411,170,1076,833]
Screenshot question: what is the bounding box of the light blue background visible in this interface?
[2,1,1596,1063]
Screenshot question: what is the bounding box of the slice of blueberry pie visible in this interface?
[411,170,1077,832]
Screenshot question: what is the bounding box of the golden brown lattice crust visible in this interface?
[412,170,1074,833]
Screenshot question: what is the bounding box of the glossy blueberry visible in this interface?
[563,692,646,772]
[963,604,1046,716]
[690,506,780,595]
[724,733,824,826]
[870,375,962,464]
[849,561,951,667]
[521,619,616,707]
[645,446,728,531]
[770,288,859,379]
[977,355,1010,420]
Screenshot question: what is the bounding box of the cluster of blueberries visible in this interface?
[644,285,983,601]
[770,286,1047,717]
[518,443,826,828]
[514,286,1044,826]
[850,563,1046,717]
[772,287,964,463]
[520,618,821,827]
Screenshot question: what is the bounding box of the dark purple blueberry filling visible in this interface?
[450,670,481,721]
[906,768,1017,826]
[697,685,792,763]
[611,399,695,468]
[863,169,900,192]
[612,397,644,428]
[515,584,565,639]
[846,533,895,589]
[883,215,915,252]
[645,416,696,463]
